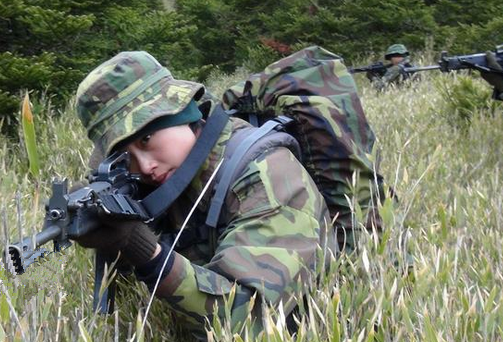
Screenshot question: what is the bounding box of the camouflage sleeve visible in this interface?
[370,65,403,91]
[153,146,332,337]
[381,65,404,84]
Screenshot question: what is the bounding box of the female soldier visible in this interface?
[74,50,334,339]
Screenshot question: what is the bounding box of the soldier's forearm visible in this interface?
[151,252,260,334]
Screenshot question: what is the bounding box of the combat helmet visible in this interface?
[385,44,409,60]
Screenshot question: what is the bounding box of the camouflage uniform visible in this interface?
[159,116,332,336]
[75,51,334,338]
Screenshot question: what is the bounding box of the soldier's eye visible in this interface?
[140,134,151,146]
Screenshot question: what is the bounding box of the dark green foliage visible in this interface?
[428,0,503,55]
[177,0,436,71]
[177,0,503,72]
[0,0,203,135]
[174,0,240,72]
[430,0,500,27]
[2,0,503,135]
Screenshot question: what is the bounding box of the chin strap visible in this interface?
[140,105,231,219]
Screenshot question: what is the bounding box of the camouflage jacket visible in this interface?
[372,58,415,90]
[156,116,333,338]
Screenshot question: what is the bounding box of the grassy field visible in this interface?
[0,64,502,341]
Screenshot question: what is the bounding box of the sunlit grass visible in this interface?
[1,62,502,341]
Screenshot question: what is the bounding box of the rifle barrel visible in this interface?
[403,65,441,73]
[348,67,366,74]
[6,225,61,274]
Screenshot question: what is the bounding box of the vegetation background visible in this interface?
[2,0,503,133]
[1,0,503,341]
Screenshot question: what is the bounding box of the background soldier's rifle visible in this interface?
[348,61,390,76]
[3,151,149,314]
[404,45,503,74]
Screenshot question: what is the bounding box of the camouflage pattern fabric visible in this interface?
[370,57,416,91]
[156,117,334,337]
[221,46,383,251]
[384,44,409,60]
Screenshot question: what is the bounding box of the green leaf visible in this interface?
[424,315,438,342]
[484,286,498,314]
[0,295,9,323]
[136,310,144,342]
[0,322,5,341]
[21,92,40,178]
[378,197,395,228]
[330,292,340,342]
[437,204,448,241]
[78,319,92,342]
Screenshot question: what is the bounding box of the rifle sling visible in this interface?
[141,105,230,219]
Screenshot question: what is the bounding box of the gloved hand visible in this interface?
[74,218,159,267]
[480,51,503,100]
[69,181,158,267]
[366,70,380,82]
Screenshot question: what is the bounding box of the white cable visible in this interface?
[136,157,225,339]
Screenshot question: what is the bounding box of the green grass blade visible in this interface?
[21,92,40,178]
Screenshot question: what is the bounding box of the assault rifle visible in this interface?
[348,61,389,76]
[4,151,149,313]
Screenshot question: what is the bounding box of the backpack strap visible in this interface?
[205,115,300,252]
[141,105,230,219]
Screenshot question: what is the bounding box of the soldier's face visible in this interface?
[126,124,197,186]
[390,56,404,65]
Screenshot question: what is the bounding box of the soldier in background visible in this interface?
[367,43,416,91]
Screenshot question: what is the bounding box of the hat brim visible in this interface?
[89,78,205,166]
[385,52,409,60]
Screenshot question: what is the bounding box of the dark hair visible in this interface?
[189,119,204,133]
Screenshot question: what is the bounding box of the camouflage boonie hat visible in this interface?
[385,44,409,60]
[75,51,205,158]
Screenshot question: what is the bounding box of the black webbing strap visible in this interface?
[205,118,285,228]
[141,105,230,219]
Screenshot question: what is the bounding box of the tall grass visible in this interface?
[0,64,502,341]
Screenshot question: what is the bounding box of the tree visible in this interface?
[0,0,202,135]
[177,0,438,72]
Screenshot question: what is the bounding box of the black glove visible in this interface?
[480,51,503,100]
[366,70,379,81]
[69,181,158,267]
[74,218,158,267]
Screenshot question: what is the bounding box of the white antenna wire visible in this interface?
[136,157,225,340]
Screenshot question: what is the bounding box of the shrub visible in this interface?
[435,73,497,128]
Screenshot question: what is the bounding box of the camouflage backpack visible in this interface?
[208,46,386,251]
